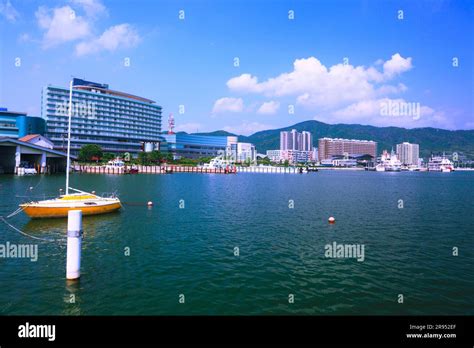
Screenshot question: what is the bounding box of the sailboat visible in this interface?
[20,80,122,219]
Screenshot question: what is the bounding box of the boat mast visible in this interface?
[65,80,73,195]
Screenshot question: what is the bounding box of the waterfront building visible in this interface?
[159,133,256,161]
[274,129,315,163]
[42,78,162,155]
[0,137,70,174]
[280,129,313,151]
[318,137,377,161]
[227,141,256,162]
[266,150,282,162]
[0,108,45,138]
[396,142,419,166]
[18,134,54,149]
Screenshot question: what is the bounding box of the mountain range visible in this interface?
[191,120,474,160]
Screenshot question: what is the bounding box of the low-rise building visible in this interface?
[0,108,45,138]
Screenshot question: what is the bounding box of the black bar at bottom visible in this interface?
[0,316,472,346]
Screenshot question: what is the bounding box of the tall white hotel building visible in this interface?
[41,78,162,155]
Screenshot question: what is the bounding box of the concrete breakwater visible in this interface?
[73,165,305,174]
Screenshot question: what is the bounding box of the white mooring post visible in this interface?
[66,210,83,280]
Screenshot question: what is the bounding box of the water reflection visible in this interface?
[63,279,82,315]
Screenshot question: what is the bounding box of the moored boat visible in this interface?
[20,190,121,218]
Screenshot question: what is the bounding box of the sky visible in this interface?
[0,0,473,135]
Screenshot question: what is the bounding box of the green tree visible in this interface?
[148,150,163,164]
[258,157,271,165]
[78,144,103,163]
[138,152,149,165]
[102,152,116,162]
[284,160,289,167]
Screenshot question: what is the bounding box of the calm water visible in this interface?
[0,171,473,315]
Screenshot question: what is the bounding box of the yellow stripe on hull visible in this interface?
[22,202,121,219]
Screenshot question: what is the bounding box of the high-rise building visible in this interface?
[280,129,312,151]
[301,131,312,151]
[270,129,316,163]
[396,142,419,165]
[42,78,162,155]
[318,137,377,161]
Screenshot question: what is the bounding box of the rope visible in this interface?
[0,217,64,243]
[6,206,26,219]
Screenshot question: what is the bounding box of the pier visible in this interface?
[73,165,306,174]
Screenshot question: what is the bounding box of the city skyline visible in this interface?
[0,0,473,136]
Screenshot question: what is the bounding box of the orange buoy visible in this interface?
[328,216,335,224]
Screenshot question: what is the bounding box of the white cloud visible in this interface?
[0,0,19,22]
[223,122,273,136]
[226,73,260,93]
[226,54,414,110]
[175,122,202,134]
[71,0,107,18]
[35,5,91,48]
[383,53,413,78]
[329,98,453,129]
[376,83,407,95]
[212,97,244,114]
[75,23,140,56]
[257,101,280,115]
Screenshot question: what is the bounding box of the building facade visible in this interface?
[42,78,162,155]
[159,133,256,162]
[274,129,315,163]
[318,137,377,161]
[396,142,419,165]
[0,108,45,138]
[227,141,256,162]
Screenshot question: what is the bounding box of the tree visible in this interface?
[138,152,149,165]
[78,144,103,163]
[258,157,271,165]
[102,152,116,162]
[148,150,163,164]
[284,160,289,167]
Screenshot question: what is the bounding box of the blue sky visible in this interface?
[0,0,472,135]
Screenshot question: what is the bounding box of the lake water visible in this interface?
[0,171,473,315]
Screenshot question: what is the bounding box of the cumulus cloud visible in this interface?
[330,98,452,129]
[35,5,91,48]
[75,23,140,56]
[0,0,18,22]
[34,1,139,55]
[223,122,273,136]
[212,97,244,114]
[226,54,414,109]
[257,101,280,115]
[71,0,107,18]
[383,53,413,78]
[222,53,449,128]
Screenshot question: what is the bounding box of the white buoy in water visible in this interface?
[29,186,33,190]
[66,210,82,280]
[92,191,96,194]
[328,216,336,224]
[147,201,153,207]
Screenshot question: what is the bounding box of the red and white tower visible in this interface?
[168,113,175,134]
